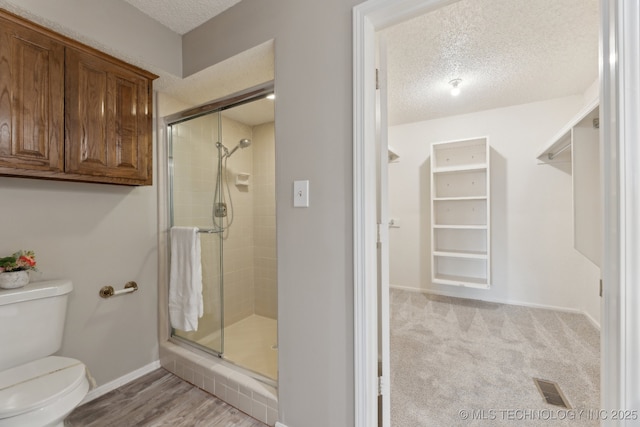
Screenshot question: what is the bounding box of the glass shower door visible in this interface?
[169,112,224,355]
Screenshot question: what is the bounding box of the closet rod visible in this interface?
[547,142,571,160]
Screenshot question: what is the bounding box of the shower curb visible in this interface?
[160,341,278,426]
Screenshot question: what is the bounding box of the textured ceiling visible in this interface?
[118,0,598,127]
[380,0,599,125]
[122,0,241,34]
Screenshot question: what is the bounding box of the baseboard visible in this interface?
[275,422,288,427]
[582,310,601,330]
[390,284,601,330]
[81,360,161,405]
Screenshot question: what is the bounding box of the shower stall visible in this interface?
[165,84,277,383]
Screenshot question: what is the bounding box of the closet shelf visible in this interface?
[433,274,488,288]
[536,97,599,163]
[434,250,487,259]
[433,224,487,230]
[433,196,487,201]
[433,164,487,174]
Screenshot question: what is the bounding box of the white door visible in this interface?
[376,34,391,427]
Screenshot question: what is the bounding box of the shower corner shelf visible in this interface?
[235,173,250,187]
[430,137,491,289]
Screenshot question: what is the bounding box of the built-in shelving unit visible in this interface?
[431,137,490,289]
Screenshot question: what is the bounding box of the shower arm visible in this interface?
[226,145,241,158]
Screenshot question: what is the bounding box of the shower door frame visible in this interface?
[167,111,226,357]
[164,81,275,363]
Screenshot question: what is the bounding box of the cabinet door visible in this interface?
[65,48,152,185]
[0,17,64,172]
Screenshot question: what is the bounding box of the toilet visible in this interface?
[0,280,89,427]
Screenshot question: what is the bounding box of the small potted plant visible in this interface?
[0,250,37,289]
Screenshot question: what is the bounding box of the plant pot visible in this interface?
[0,270,30,289]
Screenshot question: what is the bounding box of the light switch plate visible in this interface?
[294,180,309,207]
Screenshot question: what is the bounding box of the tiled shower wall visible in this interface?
[222,118,277,324]
[220,116,255,326]
[253,122,277,319]
[172,114,277,333]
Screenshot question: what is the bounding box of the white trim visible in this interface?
[389,284,601,330]
[377,33,391,427]
[80,361,161,405]
[353,2,460,426]
[353,5,378,426]
[601,0,640,422]
[275,423,289,427]
[619,1,640,418]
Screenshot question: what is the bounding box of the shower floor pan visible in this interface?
[200,314,278,381]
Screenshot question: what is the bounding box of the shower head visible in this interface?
[226,138,252,158]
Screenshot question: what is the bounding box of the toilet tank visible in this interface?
[0,280,73,371]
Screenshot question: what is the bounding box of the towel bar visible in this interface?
[99,281,138,298]
[197,228,223,234]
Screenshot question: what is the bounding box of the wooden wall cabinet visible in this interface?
[65,48,152,184]
[0,9,157,186]
[0,16,64,173]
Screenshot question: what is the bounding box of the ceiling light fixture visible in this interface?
[449,79,462,96]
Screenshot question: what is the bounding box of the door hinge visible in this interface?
[599,279,603,297]
[378,376,383,396]
[376,222,382,246]
[376,68,380,90]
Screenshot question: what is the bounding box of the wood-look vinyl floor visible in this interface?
[67,368,267,427]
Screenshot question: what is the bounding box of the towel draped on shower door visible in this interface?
[169,226,203,332]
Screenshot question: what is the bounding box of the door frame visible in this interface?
[352,0,640,425]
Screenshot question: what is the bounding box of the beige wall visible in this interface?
[0,169,159,386]
[184,2,359,425]
[0,0,174,390]
[0,0,182,76]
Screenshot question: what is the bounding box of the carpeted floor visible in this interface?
[390,289,600,426]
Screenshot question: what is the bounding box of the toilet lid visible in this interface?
[0,356,86,419]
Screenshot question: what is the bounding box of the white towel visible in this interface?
[169,226,203,331]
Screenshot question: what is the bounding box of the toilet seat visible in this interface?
[0,356,87,420]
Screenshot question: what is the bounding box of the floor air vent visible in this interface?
[533,378,571,409]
